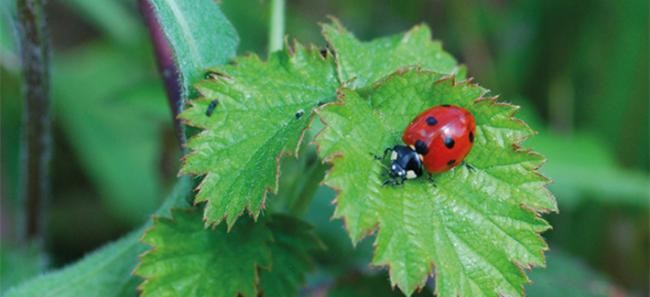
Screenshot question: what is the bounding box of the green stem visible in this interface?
[268,0,285,54]
[17,0,51,243]
[288,151,327,217]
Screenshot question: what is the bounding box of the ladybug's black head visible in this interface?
[388,145,423,181]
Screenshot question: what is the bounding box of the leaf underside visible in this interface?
[315,70,556,297]
[135,208,320,297]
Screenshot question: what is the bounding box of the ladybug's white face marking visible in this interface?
[391,151,398,161]
[406,170,417,179]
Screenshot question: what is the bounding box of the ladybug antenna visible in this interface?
[369,152,391,171]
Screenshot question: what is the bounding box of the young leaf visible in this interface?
[135,208,321,297]
[179,43,338,228]
[315,70,556,297]
[3,178,193,297]
[322,19,461,89]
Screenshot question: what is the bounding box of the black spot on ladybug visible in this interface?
[415,139,429,155]
[426,116,438,126]
[295,109,305,119]
[447,159,456,166]
[469,131,474,143]
[441,104,451,107]
[205,100,219,117]
[443,135,455,149]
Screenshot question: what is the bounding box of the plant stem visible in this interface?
[288,148,327,216]
[16,0,51,243]
[268,0,285,54]
[139,0,187,151]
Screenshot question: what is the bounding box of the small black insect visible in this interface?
[295,109,305,119]
[319,46,335,58]
[319,48,328,58]
[205,99,219,117]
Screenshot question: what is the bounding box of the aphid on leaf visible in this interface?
[381,104,476,185]
[295,109,305,119]
[205,99,219,117]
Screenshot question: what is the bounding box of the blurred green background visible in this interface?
[1,0,648,295]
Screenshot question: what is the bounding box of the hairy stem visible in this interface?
[16,0,51,242]
[268,0,285,54]
[139,0,187,151]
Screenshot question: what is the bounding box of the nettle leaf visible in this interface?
[315,70,556,297]
[322,20,462,89]
[180,43,338,227]
[135,208,321,297]
[259,216,323,296]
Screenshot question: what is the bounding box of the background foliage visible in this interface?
[1,0,647,296]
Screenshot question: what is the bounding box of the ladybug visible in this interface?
[383,104,476,185]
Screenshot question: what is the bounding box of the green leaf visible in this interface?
[180,43,338,227]
[259,216,323,296]
[528,133,650,208]
[0,243,45,294]
[526,250,615,297]
[315,70,556,296]
[322,19,461,89]
[61,0,142,46]
[53,44,170,223]
[3,177,193,297]
[135,208,321,297]
[146,0,239,98]
[5,230,144,297]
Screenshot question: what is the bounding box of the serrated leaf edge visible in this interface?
[313,68,557,297]
[178,43,338,230]
[133,208,273,297]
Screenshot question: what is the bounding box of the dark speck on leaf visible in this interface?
[206,100,219,117]
[295,109,305,119]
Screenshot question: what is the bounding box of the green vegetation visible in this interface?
[1,0,647,296]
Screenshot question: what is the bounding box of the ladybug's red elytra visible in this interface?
[383,104,476,185]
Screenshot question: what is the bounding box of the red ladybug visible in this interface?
[383,104,475,185]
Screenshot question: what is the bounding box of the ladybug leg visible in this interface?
[382,178,395,187]
[427,173,437,187]
[371,148,390,160]
[372,147,393,161]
